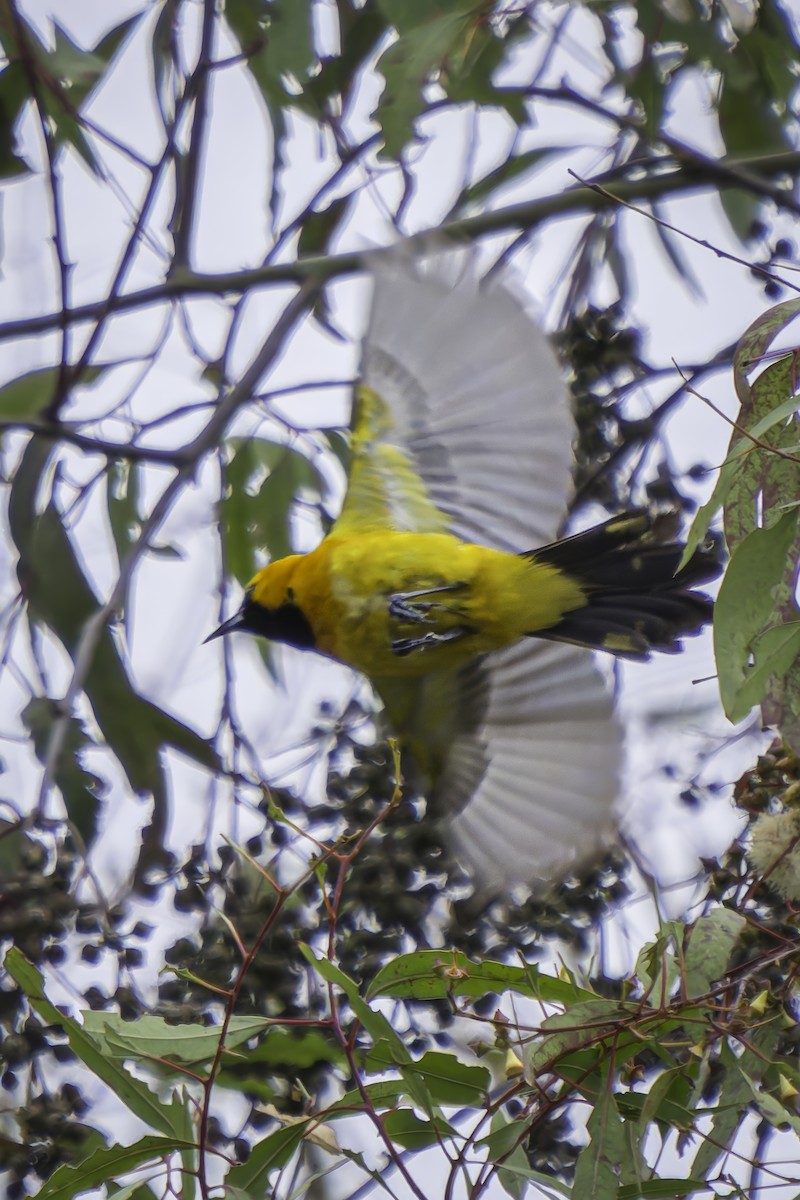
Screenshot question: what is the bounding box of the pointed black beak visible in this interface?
[203,609,246,644]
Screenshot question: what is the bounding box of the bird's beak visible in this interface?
[203,609,245,644]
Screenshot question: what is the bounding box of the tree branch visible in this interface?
[3,148,799,345]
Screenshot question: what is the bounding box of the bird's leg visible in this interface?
[388,581,467,624]
[392,626,472,657]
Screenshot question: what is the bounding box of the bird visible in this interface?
[207,247,720,893]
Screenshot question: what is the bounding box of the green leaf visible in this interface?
[81,1012,273,1064]
[734,301,800,390]
[233,1025,345,1070]
[367,949,595,1005]
[618,1183,711,1200]
[692,1020,781,1179]
[725,358,800,550]
[222,438,322,583]
[0,61,33,179]
[634,919,684,999]
[683,908,746,999]
[299,945,433,1114]
[382,1109,444,1150]
[0,364,105,422]
[333,1079,408,1114]
[682,305,800,566]
[625,56,666,140]
[721,352,800,745]
[263,0,314,84]
[50,19,136,106]
[444,17,526,120]
[726,620,800,725]
[413,1050,489,1105]
[107,460,141,563]
[227,1120,311,1189]
[35,1135,193,1200]
[4,949,187,1138]
[8,439,220,883]
[318,964,411,1048]
[573,1071,626,1200]
[481,1112,552,1200]
[22,698,103,845]
[527,1000,631,1076]
[297,196,351,259]
[638,1067,695,1137]
[714,508,800,723]
[104,1179,161,1200]
[224,0,315,228]
[373,1,480,159]
[452,147,560,213]
[740,1069,800,1136]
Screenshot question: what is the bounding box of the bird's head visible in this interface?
[204,555,316,650]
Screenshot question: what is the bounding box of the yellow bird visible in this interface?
[209,250,718,892]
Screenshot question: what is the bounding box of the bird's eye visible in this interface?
[287,587,295,603]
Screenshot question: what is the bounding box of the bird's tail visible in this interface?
[523,510,722,660]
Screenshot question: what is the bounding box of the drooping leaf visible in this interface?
[300,945,435,1116]
[225,0,315,229]
[0,364,105,422]
[8,439,219,884]
[35,1134,194,1200]
[4,949,188,1139]
[106,460,141,564]
[725,357,800,551]
[227,1120,311,1189]
[373,1,481,159]
[691,1020,781,1180]
[527,999,632,1077]
[634,919,684,999]
[0,61,33,180]
[714,508,800,725]
[682,322,800,567]
[573,1068,626,1200]
[740,1068,800,1137]
[683,908,746,999]
[382,1109,446,1150]
[480,1111,569,1200]
[413,1051,489,1105]
[222,438,323,584]
[22,698,104,845]
[81,1012,273,1065]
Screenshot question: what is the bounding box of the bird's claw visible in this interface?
[388,596,436,624]
[392,626,471,657]
[388,581,467,626]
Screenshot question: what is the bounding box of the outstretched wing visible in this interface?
[346,247,622,892]
[376,640,621,893]
[334,248,574,550]
[441,642,620,890]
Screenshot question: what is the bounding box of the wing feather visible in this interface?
[376,639,621,893]
[345,248,623,893]
[441,641,621,892]
[334,249,574,549]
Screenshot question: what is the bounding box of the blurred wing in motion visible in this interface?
[376,640,621,893]
[334,248,574,549]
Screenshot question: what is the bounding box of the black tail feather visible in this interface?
[525,510,722,660]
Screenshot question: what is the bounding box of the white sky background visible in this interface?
[0,0,792,1196]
